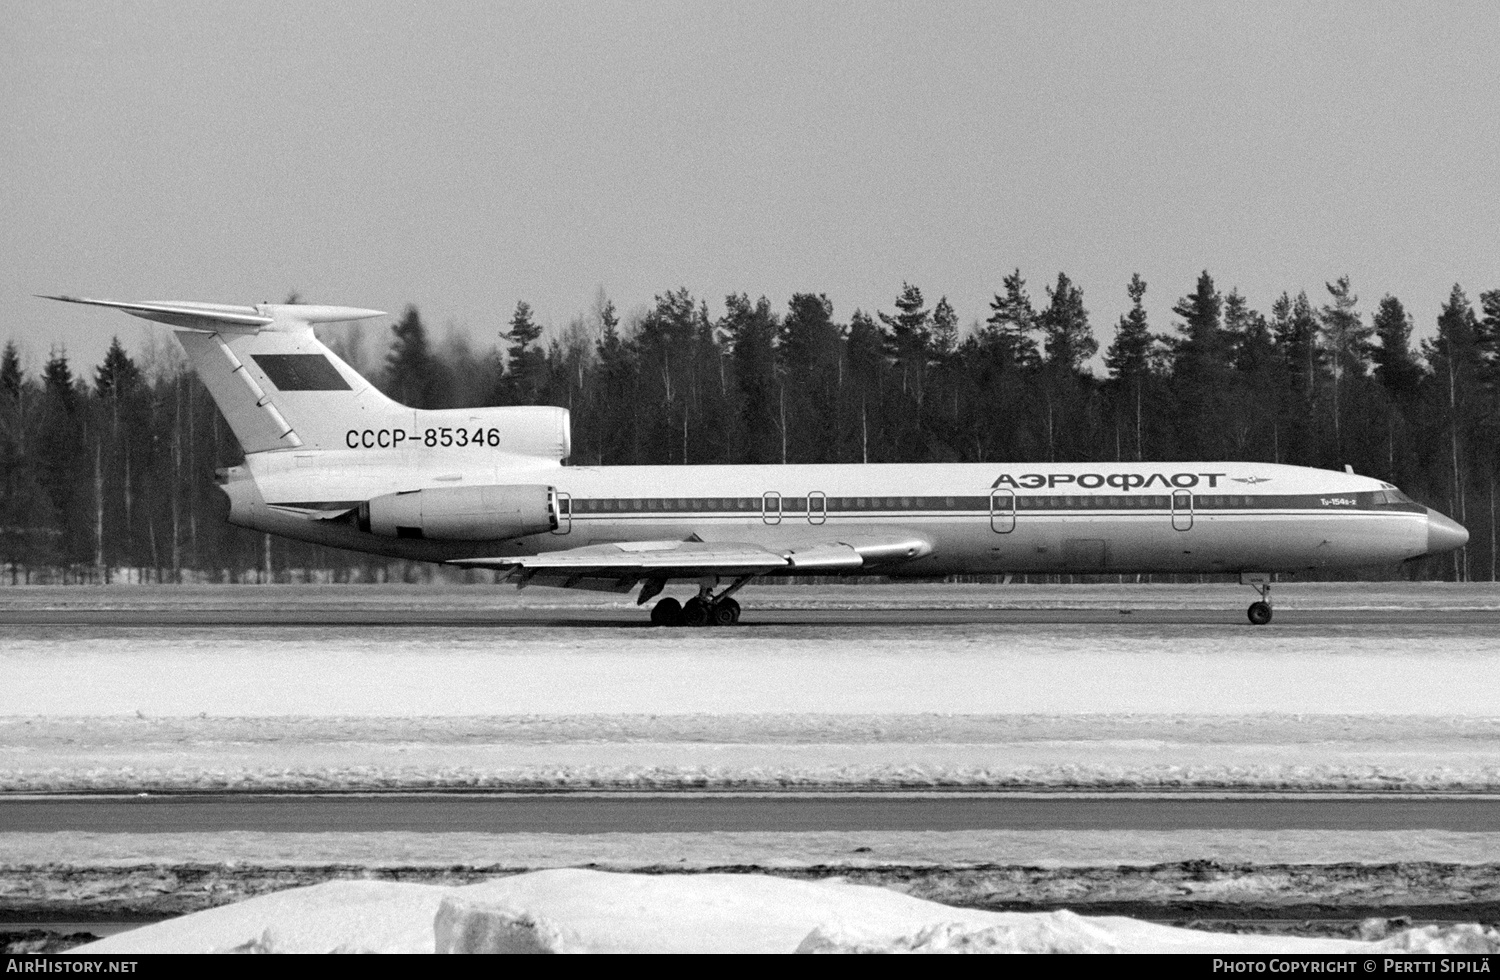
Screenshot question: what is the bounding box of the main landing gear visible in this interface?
[648,576,749,627]
[1243,573,1273,626]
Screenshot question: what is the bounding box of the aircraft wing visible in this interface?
[450,532,931,592]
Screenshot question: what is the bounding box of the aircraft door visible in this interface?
[807,491,827,525]
[762,491,782,525]
[1171,489,1193,531]
[990,489,1016,533]
[552,491,572,535]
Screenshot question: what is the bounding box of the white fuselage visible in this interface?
[226,453,1433,576]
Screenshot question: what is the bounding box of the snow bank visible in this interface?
[72,868,1500,955]
[10,623,1500,717]
[7,713,1500,793]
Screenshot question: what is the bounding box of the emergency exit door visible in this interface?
[1171,489,1193,531]
[990,489,1016,533]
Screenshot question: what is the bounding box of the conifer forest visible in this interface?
[3,271,1498,583]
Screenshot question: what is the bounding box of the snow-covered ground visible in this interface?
[9,828,1500,868]
[68,868,1500,954]
[5,713,1500,791]
[4,584,1500,717]
[5,585,1498,952]
[3,584,1499,790]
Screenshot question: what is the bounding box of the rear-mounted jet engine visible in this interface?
[358,485,558,540]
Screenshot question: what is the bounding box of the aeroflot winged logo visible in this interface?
[991,471,1230,491]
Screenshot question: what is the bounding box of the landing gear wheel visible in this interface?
[1247,601,1272,626]
[681,597,710,627]
[710,600,738,627]
[650,597,682,627]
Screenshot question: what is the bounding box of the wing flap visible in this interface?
[785,543,863,569]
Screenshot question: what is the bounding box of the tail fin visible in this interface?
[43,295,400,453]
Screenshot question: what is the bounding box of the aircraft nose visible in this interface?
[1426,509,1470,555]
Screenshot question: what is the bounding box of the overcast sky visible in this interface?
[4,0,1496,375]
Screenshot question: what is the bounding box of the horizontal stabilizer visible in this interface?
[40,295,386,333]
[41,295,273,332]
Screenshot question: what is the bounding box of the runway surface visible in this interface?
[5,795,1499,834]
[5,607,1500,627]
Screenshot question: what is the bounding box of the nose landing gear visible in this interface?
[1242,573,1273,625]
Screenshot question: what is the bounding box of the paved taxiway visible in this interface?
[5,795,1499,834]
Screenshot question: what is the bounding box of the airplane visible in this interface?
[45,295,1470,627]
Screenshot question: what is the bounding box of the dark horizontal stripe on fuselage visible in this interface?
[267,494,1428,517]
[559,493,1426,516]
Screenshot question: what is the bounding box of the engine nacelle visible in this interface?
[359,484,557,540]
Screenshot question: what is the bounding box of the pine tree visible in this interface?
[0,341,51,578]
[1319,276,1374,448]
[500,300,546,404]
[1031,272,1095,462]
[983,269,1041,369]
[1425,285,1482,580]
[779,293,843,463]
[634,288,705,464]
[1477,290,1500,387]
[42,347,76,409]
[94,336,141,401]
[844,310,885,463]
[92,336,143,571]
[724,294,780,464]
[384,305,438,409]
[878,282,931,404]
[1039,272,1095,372]
[1170,271,1232,459]
[1371,296,1422,405]
[592,299,638,464]
[1478,289,1500,581]
[1104,274,1155,460]
[1227,298,1281,461]
[36,347,87,563]
[0,343,21,406]
[930,297,959,359]
[1273,291,1324,398]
